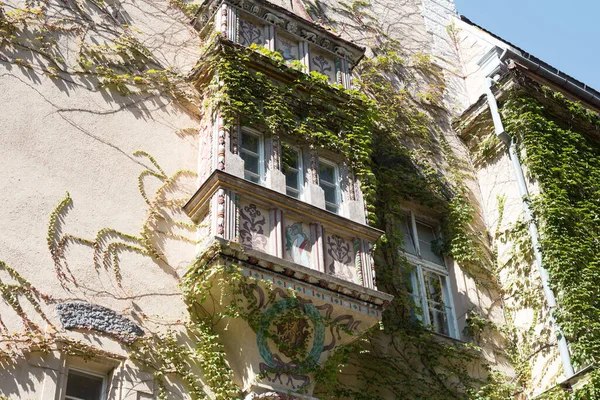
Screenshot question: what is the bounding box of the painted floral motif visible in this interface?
[273,312,310,359]
[285,222,311,268]
[311,55,332,75]
[240,204,267,250]
[276,37,297,61]
[326,234,353,281]
[239,19,263,47]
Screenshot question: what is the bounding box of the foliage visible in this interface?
[196,39,378,212]
[501,85,600,397]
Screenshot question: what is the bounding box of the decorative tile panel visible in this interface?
[275,32,299,62]
[284,219,312,268]
[239,18,265,47]
[324,233,356,282]
[239,202,269,251]
[309,48,336,83]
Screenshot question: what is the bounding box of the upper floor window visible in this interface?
[64,369,105,400]
[281,143,303,199]
[319,159,340,214]
[240,128,264,184]
[401,213,457,338]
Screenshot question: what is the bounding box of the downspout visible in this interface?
[484,76,575,379]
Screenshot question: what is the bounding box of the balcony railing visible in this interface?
[183,170,383,291]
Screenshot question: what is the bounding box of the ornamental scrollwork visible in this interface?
[239,204,268,250]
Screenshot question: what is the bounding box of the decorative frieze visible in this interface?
[192,0,365,66]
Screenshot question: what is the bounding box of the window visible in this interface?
[240,129,264,184]
[64,369,105,400]
[400,213,458,338]
[281,143,303,199]
[318,159,340,214]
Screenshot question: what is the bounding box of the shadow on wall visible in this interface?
[0,0,200,123]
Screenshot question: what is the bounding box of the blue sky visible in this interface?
[454,0,600,91]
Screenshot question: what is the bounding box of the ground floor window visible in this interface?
[64,369,105,400]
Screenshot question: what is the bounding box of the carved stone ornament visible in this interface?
[264,12,285,26]
[300,29,317,42]
[286,21,298,33]
[334,45,352,59]
[320,38,331,49]
[250,4,260,14]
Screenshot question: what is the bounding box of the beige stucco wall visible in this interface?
[0,0,203,397]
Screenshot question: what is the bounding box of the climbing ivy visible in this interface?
[500,83,600,397]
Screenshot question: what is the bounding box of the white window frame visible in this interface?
[318,158,341,214]
[63,367,108,400]
[240,127,265,185]
[281,143,303,200]
[402,212,459,339]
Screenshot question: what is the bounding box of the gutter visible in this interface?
[483,76,575,379]
[500,48,600,111]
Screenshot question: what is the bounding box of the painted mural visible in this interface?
[284,222,311,268]
[241,281,361,390]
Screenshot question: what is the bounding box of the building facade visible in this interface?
[0,0,598,398]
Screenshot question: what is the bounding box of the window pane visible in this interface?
[424,271,444,304]
[65,370,103,400]
[282,144,301,195]
[241,131,260,153]
[286,187,299,198]
[423,271,452,336]
[399,216,416,254]
[285,169,299,187]
[281,144,299,171]
[416,222,443,264]
[429,307,449,336]
[319,163,335,184]
[245,173,260,184]
[322,184,336,204]
[241,152,259,175]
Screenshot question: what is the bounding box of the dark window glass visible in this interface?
[65,370,104,400]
